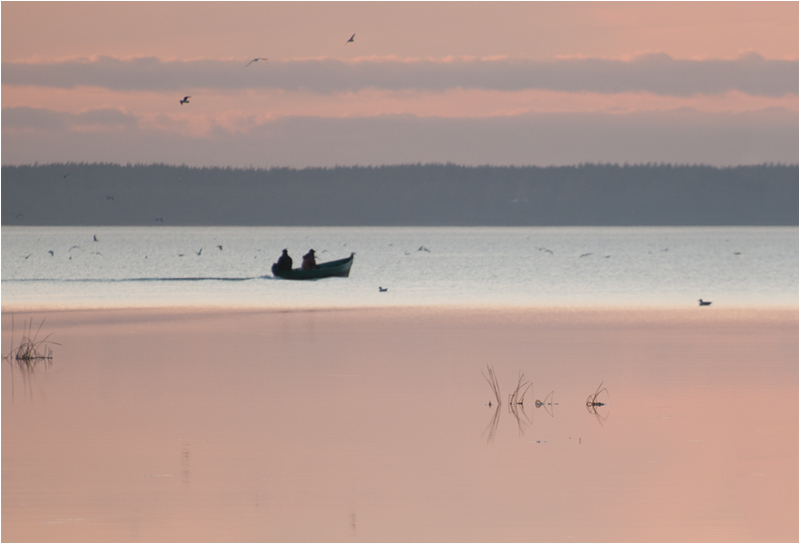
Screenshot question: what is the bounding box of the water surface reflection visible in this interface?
[2,308,796,542]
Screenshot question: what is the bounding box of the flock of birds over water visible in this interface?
[178,33,357,106]
[12,233,730,305]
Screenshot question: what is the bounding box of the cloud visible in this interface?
[2,106,72,130]
[3,106,797,167]
[2,53,796,97]
[2,106,137,132]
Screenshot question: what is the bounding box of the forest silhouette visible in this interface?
[2,162,797,226]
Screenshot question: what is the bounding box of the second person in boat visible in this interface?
[301,249,317,270]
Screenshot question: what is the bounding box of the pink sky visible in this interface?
[2,1,797,167]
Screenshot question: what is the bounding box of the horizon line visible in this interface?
[3,161,798,170]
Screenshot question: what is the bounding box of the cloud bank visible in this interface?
[3,53,797,97]
[3,106,796,167]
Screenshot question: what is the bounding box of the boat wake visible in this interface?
[2,276,274,283]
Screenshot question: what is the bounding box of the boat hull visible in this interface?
[271,253,354,280]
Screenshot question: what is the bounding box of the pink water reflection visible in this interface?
[3,307,797,541]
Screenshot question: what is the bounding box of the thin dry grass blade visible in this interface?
[509,371,531,405]
[482,364,501,405]
[31,317,46,344]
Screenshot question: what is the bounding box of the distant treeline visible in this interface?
[2,162,798,226]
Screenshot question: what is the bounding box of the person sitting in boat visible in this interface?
[276,249,293,272]
[301,249,317,270]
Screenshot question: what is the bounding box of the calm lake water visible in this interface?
[2,226,798,310]
[2,308,797,542]
[2,226,797,542]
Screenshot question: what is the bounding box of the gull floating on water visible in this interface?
[245,58,268,67]
[180,96,191,105]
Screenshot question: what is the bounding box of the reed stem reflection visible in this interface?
[585,382,610,425]
[482,369,610,439]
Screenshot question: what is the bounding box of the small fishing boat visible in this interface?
[271,252,355,280]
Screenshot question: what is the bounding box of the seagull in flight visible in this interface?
[180,96,191,105]
[698,299,712,306]
[345,33,355,44]
[245,58,268,67]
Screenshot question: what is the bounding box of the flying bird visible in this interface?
[698,299,712,306]
[379,287,388,292]
[245,58,268,67]
[345,33,355,44]
[180,96,191,105]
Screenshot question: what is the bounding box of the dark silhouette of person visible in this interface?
[276,249,293,271]
[301,249,317,270]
